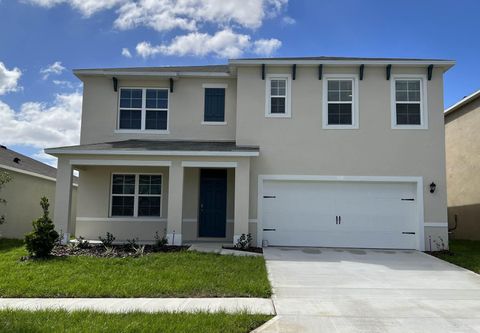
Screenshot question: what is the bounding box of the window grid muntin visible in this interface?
[110,173,162,218]
[204,87,226,122]
[269,78,287,115]
[118,88,169,131]
[326,79,354,125]
[394,78,423,126]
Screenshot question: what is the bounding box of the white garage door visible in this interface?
[262,180,419,249]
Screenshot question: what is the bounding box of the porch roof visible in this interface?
[45,140,260,157]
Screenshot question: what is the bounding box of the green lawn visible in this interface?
[435,239,480,273]
[0,239,271,298]
[0,309,272,333]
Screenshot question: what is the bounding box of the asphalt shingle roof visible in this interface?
[0,145,57,179]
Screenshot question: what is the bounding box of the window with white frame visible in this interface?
[392,77,426,128]
[323,76,358,129]
[111,174,162,217]
[118,88,169,131]
[265,74,291,117]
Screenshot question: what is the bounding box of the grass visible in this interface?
[435,239,480,274]
[0,309,272,333]
[0,239,271,298]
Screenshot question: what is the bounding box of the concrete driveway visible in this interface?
[255,247,480,333]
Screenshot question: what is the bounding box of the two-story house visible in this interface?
[46,56,454,251]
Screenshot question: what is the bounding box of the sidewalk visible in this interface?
[0,298,275,314]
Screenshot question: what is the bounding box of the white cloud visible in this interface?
[136,29,280,58]
[121,47,132,58]
[40,61,66,80]
[253,38,282,56]
[26,0,287,30]
[25,0,126,17]
[0,92,82,150]
[52,80,75,88]
[0,62,22,95]
[282,16,295,25]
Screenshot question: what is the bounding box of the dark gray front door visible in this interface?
[198,169,227,238]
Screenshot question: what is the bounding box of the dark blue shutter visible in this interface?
[204,88,225,122]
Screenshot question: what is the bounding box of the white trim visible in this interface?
[202,83,228,89]
[390,74,428,129]
[70,159,172,167]
[256,174,425,251]
[201,121,227,126]
[424,222,448,227]
[322,74,359,129]
[444,89,480,116]
[77,217,166,223]
[46,149,259,157]
[117,87,170,132]
[181,161,238,168]
[0,164,57,182]
[74,70,231,78]
[229,59,455,67]
[114,130,170,134]
[110,172,163,218]
[265,74,292,118]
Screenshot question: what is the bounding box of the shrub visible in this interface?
[76,236,90,249]
[24,197,59,258]
[99,232,115,247]
[126,238,139,250]
[235,233,253,250]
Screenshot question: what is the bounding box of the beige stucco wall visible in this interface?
[445,97,480,240]
[0,169,77,239]
[236,65,448,243]
[73,157,246,243]
[79,76,236,145]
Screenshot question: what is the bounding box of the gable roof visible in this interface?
[444,90,480,116]
[0,145,58,181]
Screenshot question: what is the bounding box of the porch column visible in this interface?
[233,158,250,245]
[167,160,184,245]
[53,157,73,243]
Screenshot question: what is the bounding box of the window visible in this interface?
[118,88,169,131]
[322,75,359,129]
[265,74,291,118]
[203,84,226,123]
[391,76,427,129]
[111,174,162,217]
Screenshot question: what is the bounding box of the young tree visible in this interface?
[0,171,12,225]
[25,197,59,258]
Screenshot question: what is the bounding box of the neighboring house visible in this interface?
[0,146,77,239]
[46,56,454,251]
[444,90,480,240]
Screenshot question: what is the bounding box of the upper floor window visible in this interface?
[111,173,162,217]
[265,74,291,118]
[202,84,226,124]
[391,75,427,129]
[322,75,359,129]
[118,88,169,132]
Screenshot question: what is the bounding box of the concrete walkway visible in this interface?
[0,298,275,314]
[255,247,480,333]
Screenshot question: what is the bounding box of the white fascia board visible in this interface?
[181,161,238,168]
[73,70,231,78]
[444,89,480,116]
[46,148,259,157]
[229,59,456,68]
[70,159,172,167]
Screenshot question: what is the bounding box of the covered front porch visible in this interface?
[45,140,259,246]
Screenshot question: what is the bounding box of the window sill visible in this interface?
[265,114,291,119]
[322,124,359,130]
[391,125,428,130]
[201,121,227,125]
[115,129,170,134]
[77,217,165,222]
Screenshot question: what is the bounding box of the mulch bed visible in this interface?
[222,246,263,254]
[49,243,190,258]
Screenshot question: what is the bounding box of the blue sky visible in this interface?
[0,0,479,165]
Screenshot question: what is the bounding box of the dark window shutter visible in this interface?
[204,88,225,122]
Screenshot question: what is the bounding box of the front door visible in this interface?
[199,169,227,238]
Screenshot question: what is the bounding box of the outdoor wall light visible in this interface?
[429,182,436,194]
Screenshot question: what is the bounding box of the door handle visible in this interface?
[336,216,338,224]
[339,216,341,224]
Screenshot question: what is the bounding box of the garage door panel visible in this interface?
[262,180,418,249]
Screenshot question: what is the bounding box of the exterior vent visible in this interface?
[0,145,6,149]
[13,157,21,164]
